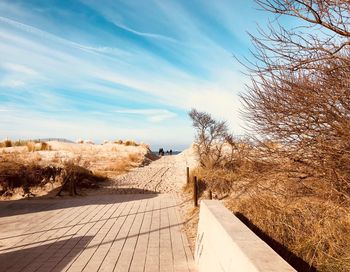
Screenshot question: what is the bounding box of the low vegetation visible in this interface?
[114,139,139,146]
[57,161,107,196]
[188,109,350,271]
[40,142,50,151]
[0,157,61,197]
[0,139,51,152]
[0,139,154,198]
[104,154,142,173]
[186,2,350,271]
[0,156,107,197]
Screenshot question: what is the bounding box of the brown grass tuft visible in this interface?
[124,140,138,146]
[26,142,36,152]
[184,137,350,271]
[226,195,350,271]
[0,158,62,195]
[61,161,107,191]
[128,153,141,163]
[105,158,132,173]
[40,142,51,151]
[4,140,12,147]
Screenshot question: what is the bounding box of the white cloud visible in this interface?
[111,21,177,43]
[2,62,38,76]
[114,108,177,123]
[0,79,25,88]
[0,2,251,146]
[0,107,191,149]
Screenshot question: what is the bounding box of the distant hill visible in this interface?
[34,138,74,143]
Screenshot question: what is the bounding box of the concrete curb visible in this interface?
[194,200,296,272]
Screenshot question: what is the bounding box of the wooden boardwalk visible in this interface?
[0,194,196,272]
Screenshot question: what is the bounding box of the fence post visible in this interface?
[193,176,198,207]
[186,167,190,184]
[209,190,213,200]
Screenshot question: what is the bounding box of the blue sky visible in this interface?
[0,0,271,150]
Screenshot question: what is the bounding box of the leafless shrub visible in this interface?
[189,109,232,168]
[0,159,62,196]
[57,161,107,196]
[40,142,51,151]
[234,2,350,267]
[241,0,350,199]
[4,140,12,147]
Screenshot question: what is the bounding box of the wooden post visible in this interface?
[209,190,213,200]
[186,167,190,184]
[193,176,198,207]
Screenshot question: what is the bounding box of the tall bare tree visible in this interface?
[242,0,350,197]
[189,109,229,168]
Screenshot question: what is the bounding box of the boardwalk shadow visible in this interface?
[0,236,93,272]
[235,212,317,272]
[0,189,158,218]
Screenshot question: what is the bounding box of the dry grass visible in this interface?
[124,140,138,146]
[40,142,51,151]
[0,157,61,196]
[113,139,139,146]
[25,141,50,152]
[226,194,350,272]
[105,158,132,173]
[0,155,107,197]
[104,153,142,173]
[187,142,350,271]
[0,140,13,148]
[4,140,12,147]
[0,141,153,198]
[128,153,142,163]
[26,142,36,152]
[61,161,107,190]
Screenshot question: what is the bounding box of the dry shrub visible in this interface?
[128,153,142,163]
[40,142,51,151]
[124,140,138,146]
[0,140,12,147]
[0,159,62,195]
[113,139,139,146]
[26,142,36,152]
[61,161,107,190]
[4,140,12,147]
[189,144,350,271]
[226,194,350,272]
[104,158,132,173]
[12,140,30,147]
[103,153,145,173]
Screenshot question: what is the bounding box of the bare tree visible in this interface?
[189,109,229,168]
[242,0,350,197]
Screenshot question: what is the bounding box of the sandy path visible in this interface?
[112,147,197,194]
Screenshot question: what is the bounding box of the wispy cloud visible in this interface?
[2,62,38,75]
[114,108,177,123]
[111,21,178,43]
[0,0,262,147]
